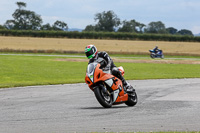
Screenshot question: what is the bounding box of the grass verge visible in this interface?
[0,54,200,88]
[0,54,87,88]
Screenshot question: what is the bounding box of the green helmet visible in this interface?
[85,45,98,59]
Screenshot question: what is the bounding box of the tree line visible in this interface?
[84,11,193,36]
[0,2,68,31]
[0,2,194,36]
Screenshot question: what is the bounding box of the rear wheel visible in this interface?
[94,86,113,108]
[125,91,137,106]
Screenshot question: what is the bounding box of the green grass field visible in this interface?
[0,54,88,88]
[0,53,200,88]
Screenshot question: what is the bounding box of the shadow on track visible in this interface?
[80,105,130,110]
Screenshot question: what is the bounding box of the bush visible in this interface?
[0,29,200,42]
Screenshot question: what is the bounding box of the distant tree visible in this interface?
[0,25,6,29]
[177,29,193,36]
[52,20,68,31]
[118,19,145,33]
[41,23,53,30]
[118,19,138,32]
[144,21,166,34]
[94,10,120,32]
[84,25,96,31]
[137,22,146,33]
[4,20,15,29]
[4,1,42,30]
[16,2,26,9]
[166,27,178,34]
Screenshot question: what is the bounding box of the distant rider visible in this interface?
[85,44,134,93]
[153,46,159,54]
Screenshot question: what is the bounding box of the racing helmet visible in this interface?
[85,45,98,59]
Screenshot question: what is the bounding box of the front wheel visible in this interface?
[150,54,155,58]
[94,86,113,108]
[125,91,138,106]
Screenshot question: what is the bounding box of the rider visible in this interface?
[153,46,159,54]
[85,44,134,93]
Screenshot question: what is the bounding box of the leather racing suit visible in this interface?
[88,51,128,88]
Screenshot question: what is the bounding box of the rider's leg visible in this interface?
[111,67,133,91]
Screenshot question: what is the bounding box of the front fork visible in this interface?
[94,83,116,103]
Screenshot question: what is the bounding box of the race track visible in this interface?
[1,78,200,133]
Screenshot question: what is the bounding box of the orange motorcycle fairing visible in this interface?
[85,63,128,104]
[85,64,113,90]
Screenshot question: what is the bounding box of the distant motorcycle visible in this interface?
[149,49,164,59]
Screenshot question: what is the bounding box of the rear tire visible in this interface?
[94,86,113,108]
[125,91,138,106]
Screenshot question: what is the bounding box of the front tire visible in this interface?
[125,91,138,106]
[150,54,155,58]
[94,86,113,108]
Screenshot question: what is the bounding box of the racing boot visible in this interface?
[111,67,135,93]
[122,80,135,93]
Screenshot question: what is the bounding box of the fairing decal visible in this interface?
[113,89,120,102]
[105,78,114,87]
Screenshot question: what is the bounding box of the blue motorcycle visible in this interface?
[149,49,164,59]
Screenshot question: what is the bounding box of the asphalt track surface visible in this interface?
[1,78,200,133]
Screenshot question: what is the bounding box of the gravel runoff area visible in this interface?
[0,78,200,133]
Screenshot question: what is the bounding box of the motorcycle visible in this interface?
[149,49,164,59]
[85,59,137,108]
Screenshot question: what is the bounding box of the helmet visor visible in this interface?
[85,50,94,59]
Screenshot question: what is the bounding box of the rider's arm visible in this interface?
[88,58,95,64]
[98,51,112,67]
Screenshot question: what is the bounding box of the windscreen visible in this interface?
[88,64,94,74]
[87,63,95,74]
